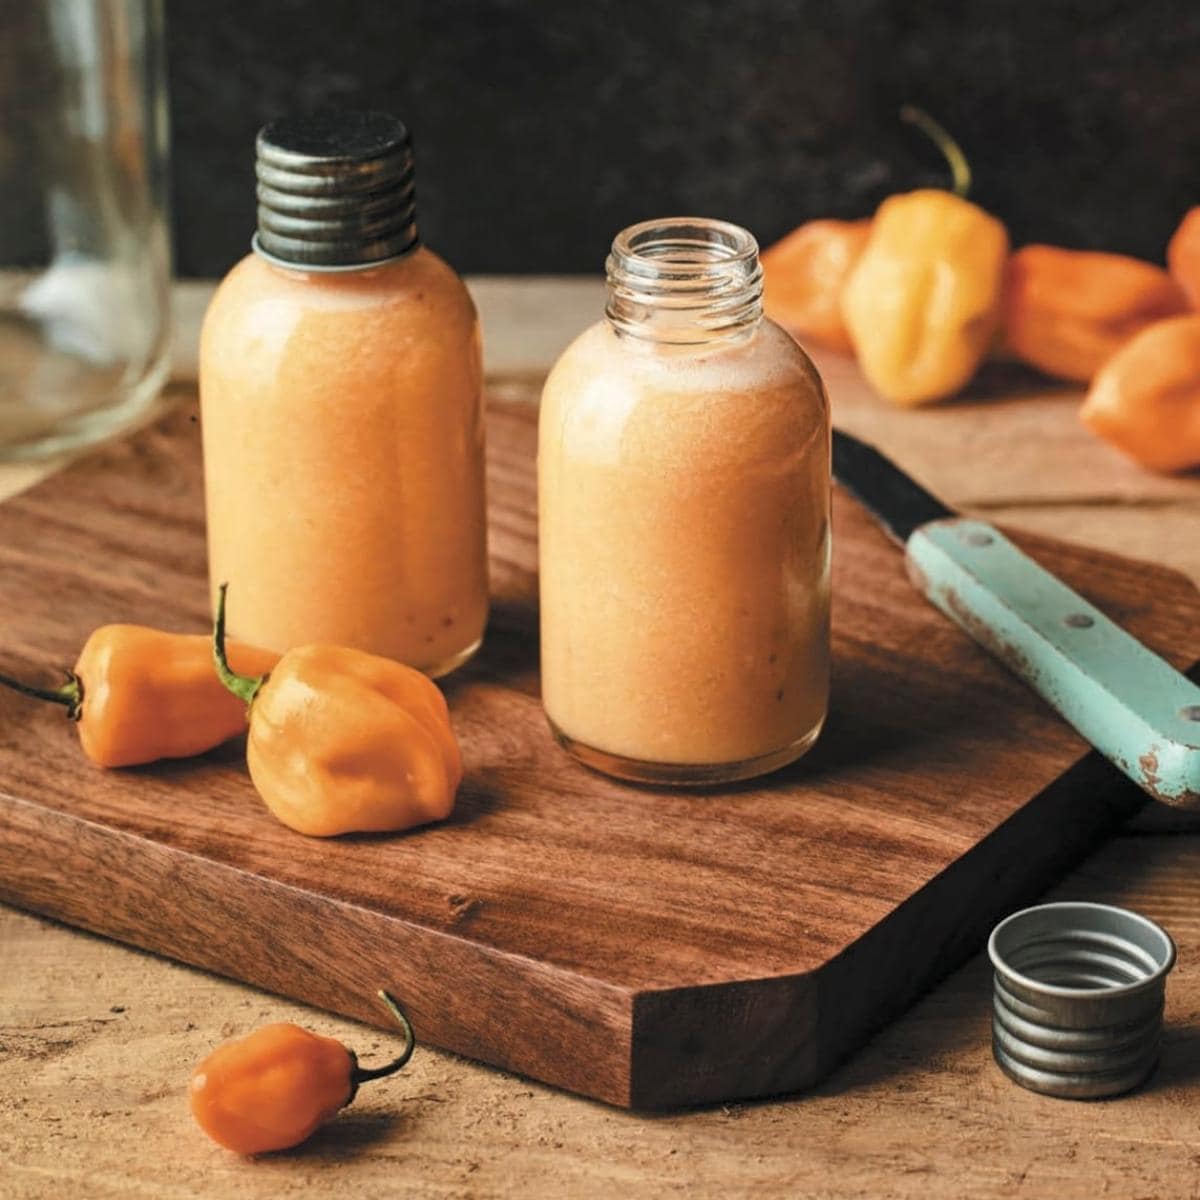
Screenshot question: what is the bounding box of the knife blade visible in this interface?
[832,427,953,544]
[832,427,1200,809]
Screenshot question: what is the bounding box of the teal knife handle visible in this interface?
[905,518,1200,808]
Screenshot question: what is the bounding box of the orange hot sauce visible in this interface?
[539,219,831,785]
[199,112,487,676]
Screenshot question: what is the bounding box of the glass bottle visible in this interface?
[0,0,170,460]
[200,112,487,675]
[538,217,831,784]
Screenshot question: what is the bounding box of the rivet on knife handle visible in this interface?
[906,518,1200,808]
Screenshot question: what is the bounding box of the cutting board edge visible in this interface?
[0,788,642,1108]
[807,745,1154,1093]
[619,746,1153,1109]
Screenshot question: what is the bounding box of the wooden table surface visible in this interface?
[4,279,1200,1199]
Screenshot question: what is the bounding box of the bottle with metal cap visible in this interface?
[199,111,488,676]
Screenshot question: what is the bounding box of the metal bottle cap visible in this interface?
[988,901,1176,1099]
[254,111,418,268]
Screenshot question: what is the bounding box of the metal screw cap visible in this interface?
[988,901,1176,1099]
[254,111,418,268]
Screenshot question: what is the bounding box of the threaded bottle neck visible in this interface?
[253,111,418,269]
[605,218,763,346]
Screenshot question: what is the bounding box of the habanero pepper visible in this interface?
[0,625,277,767]
[190,989,415,1156]
[1167,207,1200,309]
[1002,245,1187,382]
[840,107,1009,407]
[1079,313,1200,474]
[212,584,462,837]
[761,218,872,354]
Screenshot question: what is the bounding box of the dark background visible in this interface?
[168,0,1199,277]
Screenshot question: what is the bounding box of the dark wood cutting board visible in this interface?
[2,387,1199,1110]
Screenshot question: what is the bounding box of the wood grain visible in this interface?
[9,834,1200,1199]
[1,386,1199,1109]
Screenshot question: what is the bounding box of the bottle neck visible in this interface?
[604,218,763,347]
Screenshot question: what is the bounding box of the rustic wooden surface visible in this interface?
[8,396,1195,1110]
[3,279,1200,1196]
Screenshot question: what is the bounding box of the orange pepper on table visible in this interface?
[1167,207,1200,308]
[212,585,462,837]
[840,188,1008,406]
[761,218,872,354]
[190,990,414,1155]
[1080,314,1200,474]
[1002,245,1188,382]
[0,626,278,767]
[839,109,1009,406]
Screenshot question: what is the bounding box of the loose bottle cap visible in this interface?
[988,901,1176,1099]
[254,111,418,268]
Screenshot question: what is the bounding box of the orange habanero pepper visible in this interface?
[840,108,1009,406]
[1080,314,1200,474]
[190,990,414,1156]
[0,625,277,767]
[212,585,462,837]
[761,218,872,354]
[1167,207,1200,309]
[1002,245,1188,382]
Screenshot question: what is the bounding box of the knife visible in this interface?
[832,427,1200,808]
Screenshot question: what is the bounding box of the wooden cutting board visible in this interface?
[1,388,1198,1110]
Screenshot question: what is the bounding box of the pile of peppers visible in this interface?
[761,109,1200,474]
[0,600,459,1154]
[0,598,459,1157]
[0,585,462,838]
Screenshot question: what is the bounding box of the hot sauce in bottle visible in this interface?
[200,112,487,676]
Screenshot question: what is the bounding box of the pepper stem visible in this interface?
[900,105,971,199]
[350,990,417,1085]
[211,583,266,707]
[0,669,83,721]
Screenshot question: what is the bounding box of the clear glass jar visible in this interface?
[0,0,171,461]
[538,218,831,785]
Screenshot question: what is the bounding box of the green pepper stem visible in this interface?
[900,105,971,199]
[211,583,266,707]
[350,990,417,1085]
[0,669,82,721]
